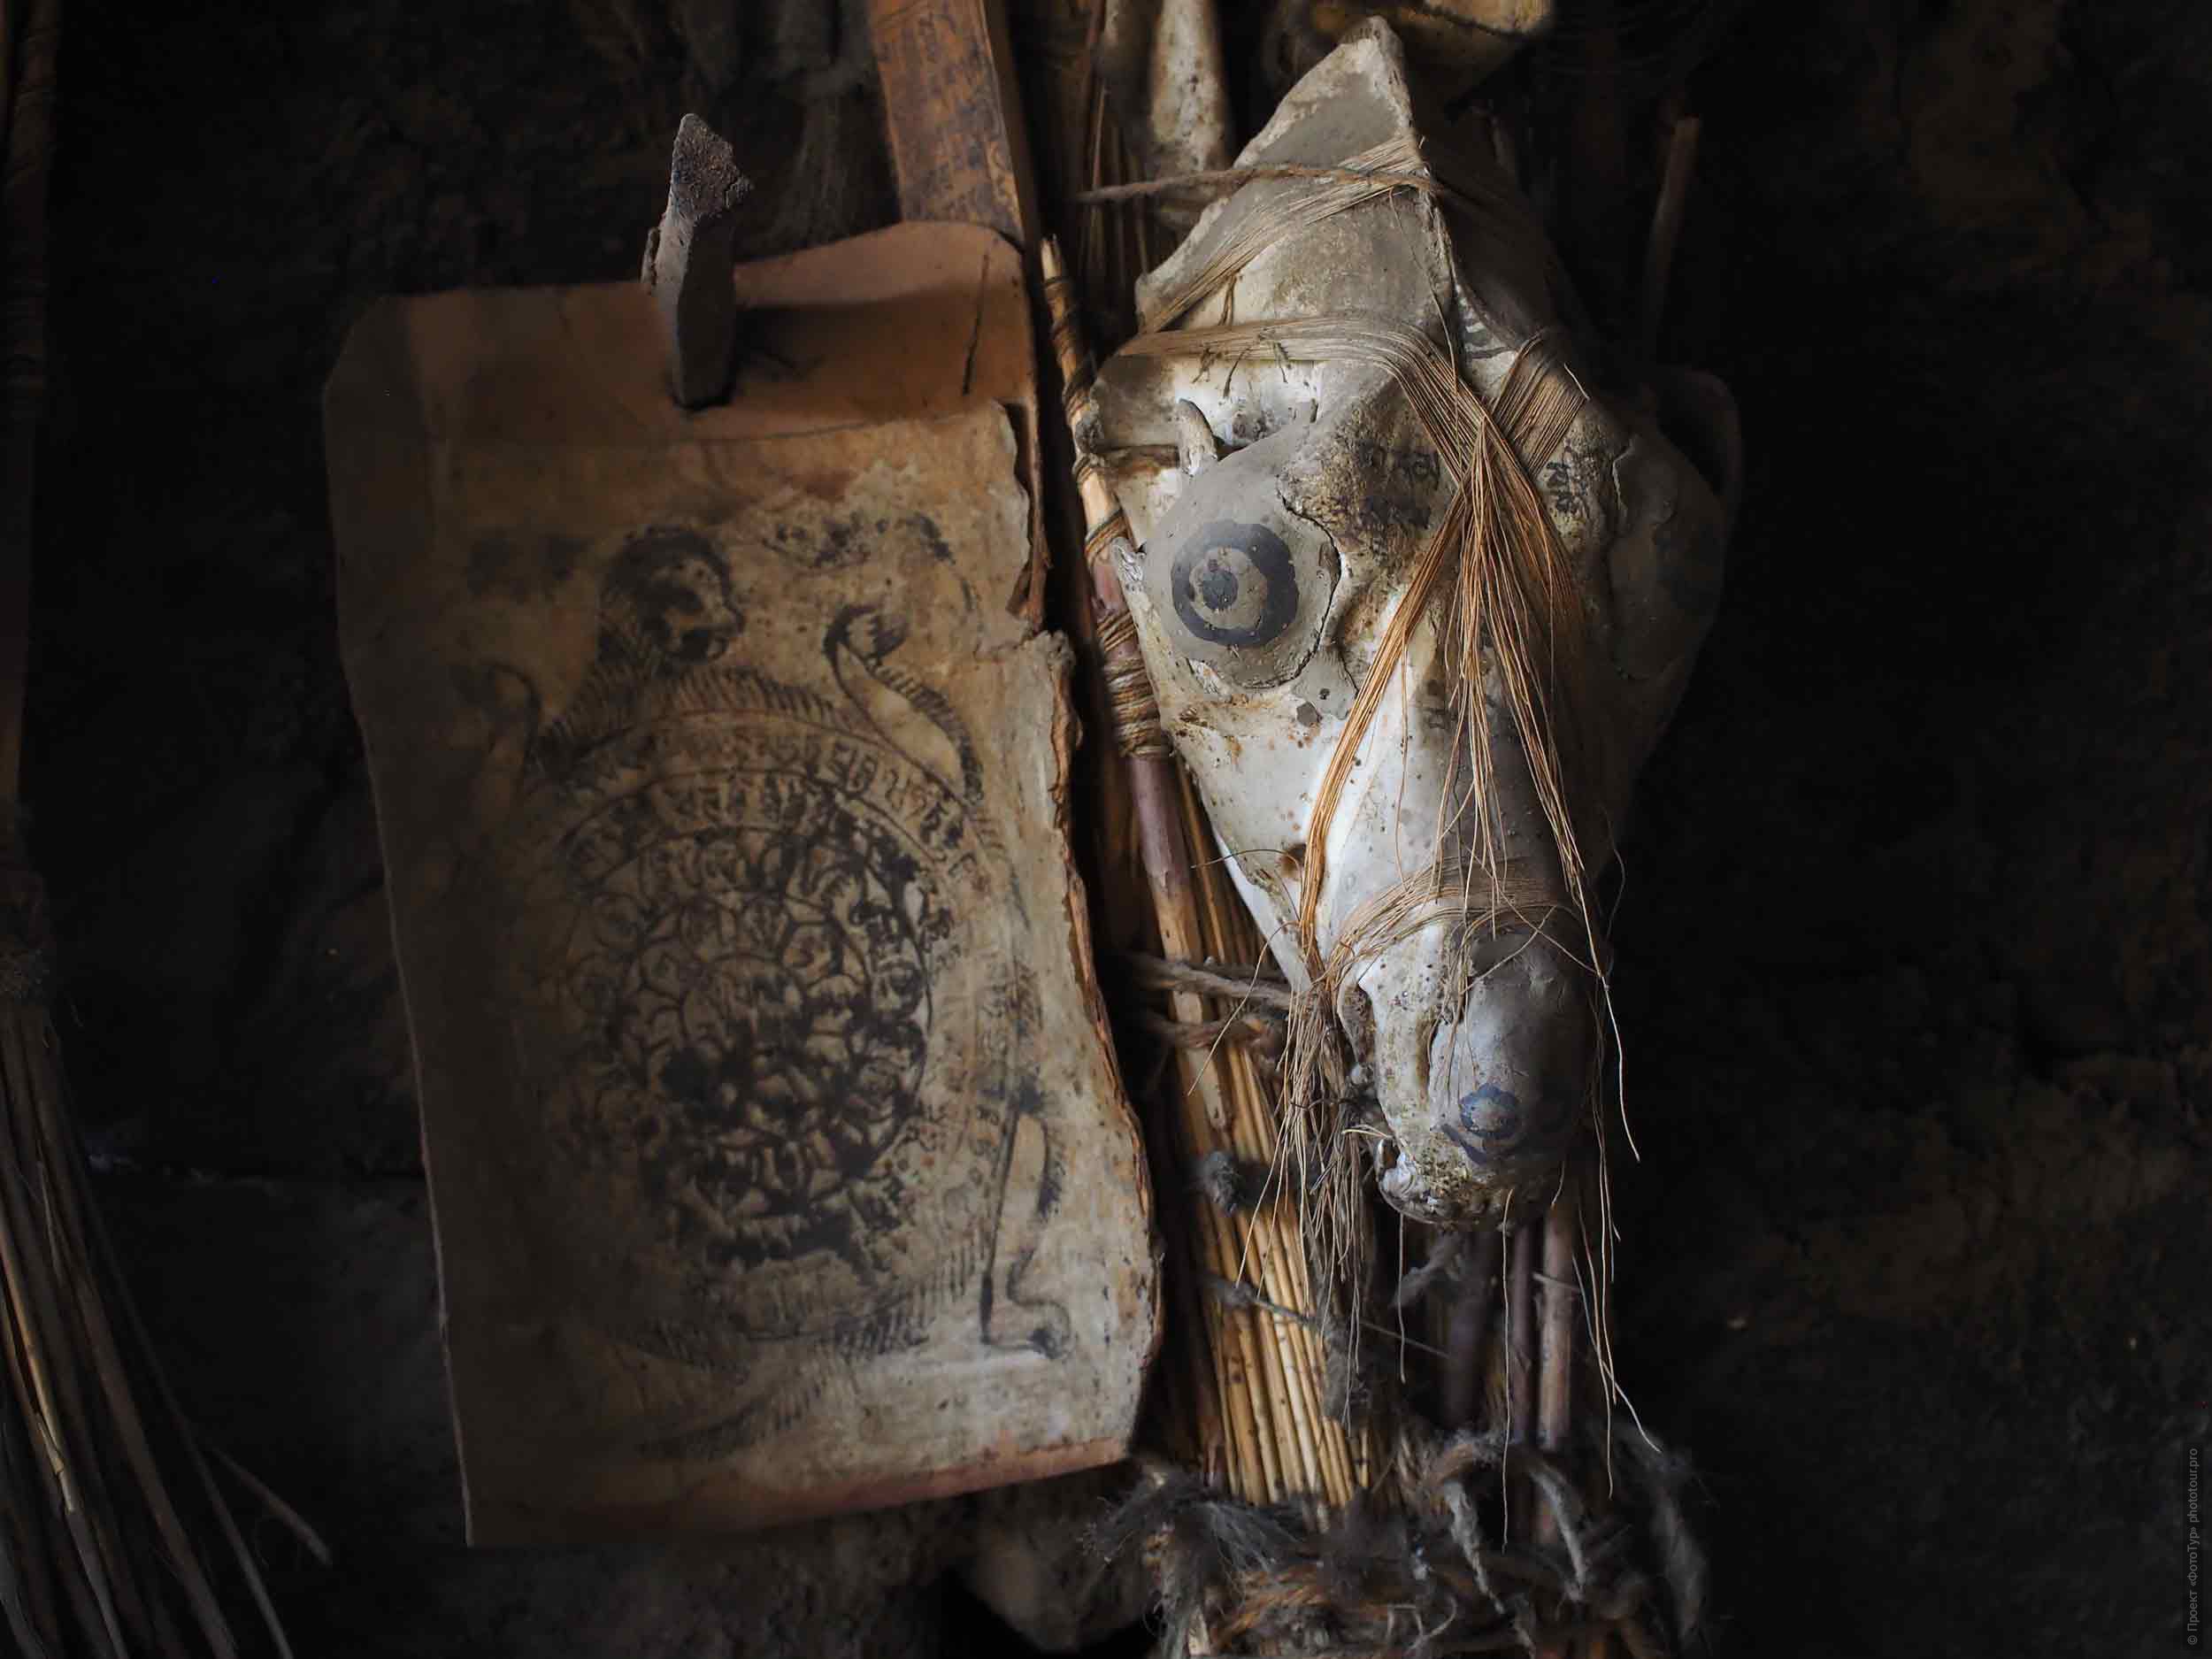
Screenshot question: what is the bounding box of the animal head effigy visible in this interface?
[1085,23,1738,1231]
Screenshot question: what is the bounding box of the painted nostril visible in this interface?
[1455,1082,1527,1160]
[1442,1079,1575,1177]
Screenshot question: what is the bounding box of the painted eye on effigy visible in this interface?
[1171,522,1298,648]
[1144,449,1339,689]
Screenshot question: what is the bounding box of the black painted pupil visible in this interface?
[1196,557,1241,612]
[1170,521,1300,650]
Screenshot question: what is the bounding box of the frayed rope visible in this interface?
[1094,1423,1706,1657]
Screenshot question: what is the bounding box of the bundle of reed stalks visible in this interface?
[0,2,311,1652]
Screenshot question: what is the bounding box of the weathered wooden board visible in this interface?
[326,222,1156,1543]
[869,0,1040,243]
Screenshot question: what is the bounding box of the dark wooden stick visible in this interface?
[1041,234,1271,1498]
[1532,1188,1581,1657]
[1441,1229,1502,1429]
[1636,117,1701,368]
[1537,1191,1578,1460]
[641,114,751,409]
[1505,1218,1538,1540]
[1038,239,1228,1123]
[0,0,60,810]
[1562,0,1628,338]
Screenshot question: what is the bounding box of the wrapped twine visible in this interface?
[1095,607,1175,761]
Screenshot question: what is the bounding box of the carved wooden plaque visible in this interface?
[326,223,1156,1543]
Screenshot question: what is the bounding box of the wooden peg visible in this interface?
[641,114,752,408]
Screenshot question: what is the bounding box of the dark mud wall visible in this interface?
[31,1,2207,1654]
[1617,4,2210,1653]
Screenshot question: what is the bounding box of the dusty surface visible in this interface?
[29,0,2208,1653]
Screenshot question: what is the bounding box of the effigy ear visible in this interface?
[1173,397,1225,474]
[1655,367,1744,542]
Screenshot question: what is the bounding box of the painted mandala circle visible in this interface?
[507,668,1018,1350]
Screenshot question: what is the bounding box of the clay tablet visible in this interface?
[326,223,1155,1542]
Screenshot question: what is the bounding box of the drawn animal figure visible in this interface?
[1087,23,1740,1229]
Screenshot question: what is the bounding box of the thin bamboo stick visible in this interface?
[35,1478,108,1659]
[1042,235,1270,1500]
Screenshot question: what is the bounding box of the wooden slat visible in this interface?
[868,0,1041,244]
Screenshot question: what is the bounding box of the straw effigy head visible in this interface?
[1085,21,1736,1243]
